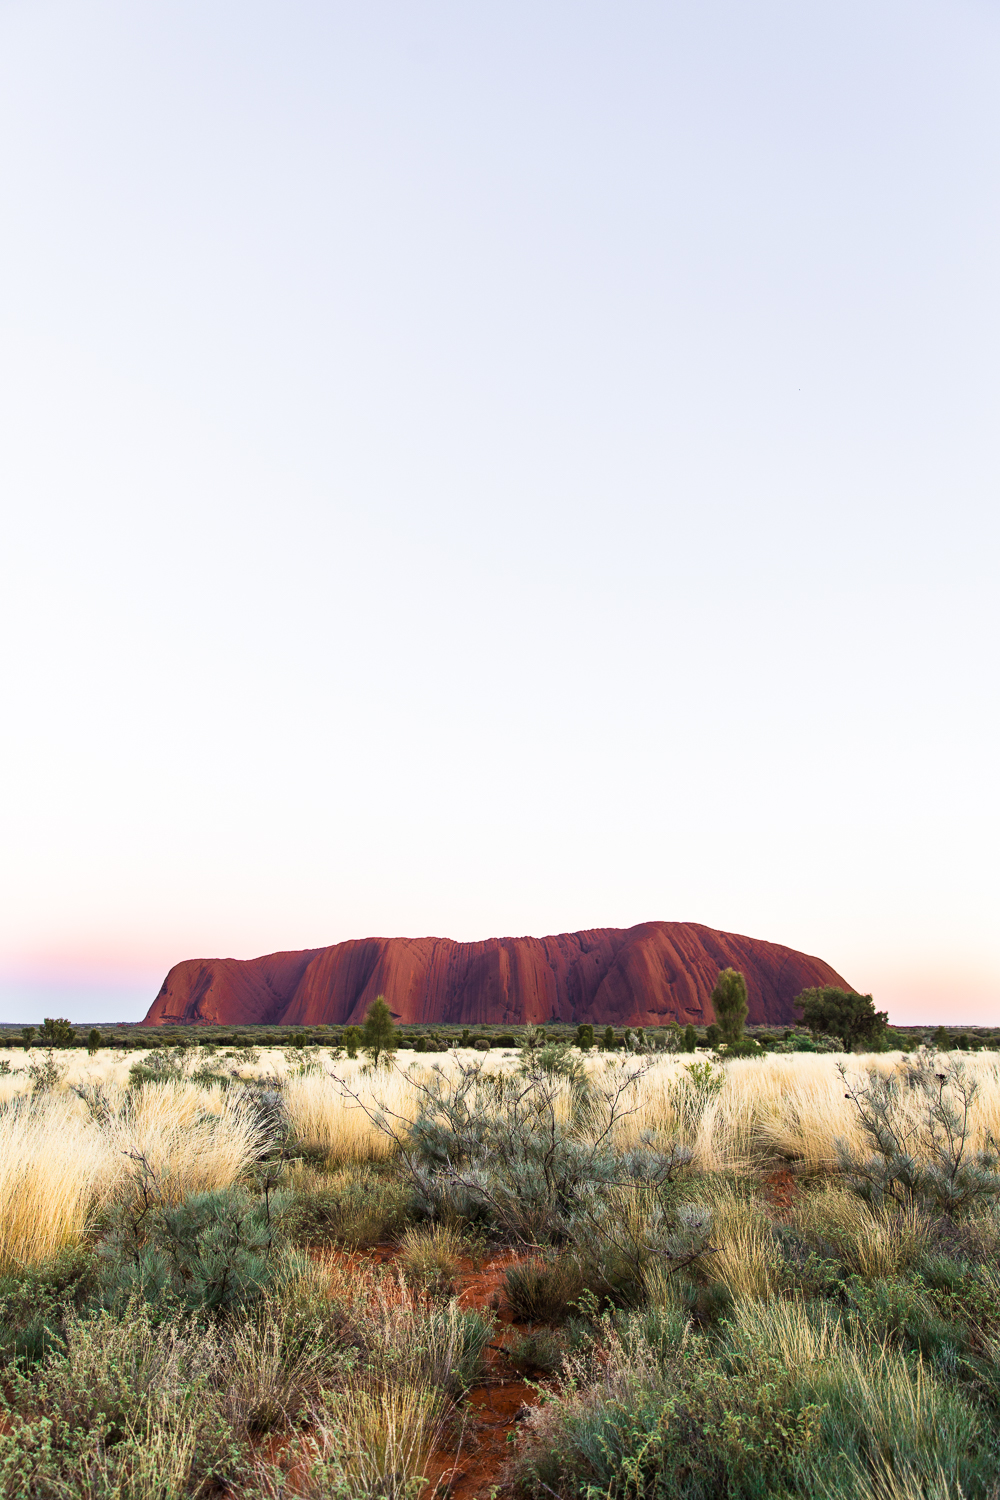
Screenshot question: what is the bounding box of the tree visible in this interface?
[342,1026,361,1058]
[931,1025,950,1050]
[575,1023,595,1050]
[361,995,397,1068]
[86,1028,101,1056]
[602,1026,615,1051]
[39,1017,75,1048]
[22,1026,36,1050]
[710,969,748,1048]
[795,987,888,1052]
[683,1024,698,1052]
[663,1021,682,1053]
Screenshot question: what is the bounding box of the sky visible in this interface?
[1,0,997,1028]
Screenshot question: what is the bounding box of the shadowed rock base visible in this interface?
[141,921,850,1030]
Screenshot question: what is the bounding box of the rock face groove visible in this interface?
[141,922,850,1030]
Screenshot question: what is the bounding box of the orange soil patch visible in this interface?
[431,1378,535,1500]
[761,1166,799,1213]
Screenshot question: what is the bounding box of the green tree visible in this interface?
[342,1026,361,1058]
[361,995,397,1068]
[602,1026,615,1050]
[39,1017,76,1048]
[795,987,888,1052]
[575,1023,595,1050]
[86,1028,101,1056]
[710,970,748,1048]
[932,1025,950,1050]
[21,1025,36,1050]
[705,1022,721,1049]
[683,1024,698,1052]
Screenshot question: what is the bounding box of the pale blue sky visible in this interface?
[1,0,997,1025]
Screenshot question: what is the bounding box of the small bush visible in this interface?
[839,1056,1000,1217]
[510,1297,997,1500]
[0,1302,242,1498]
[0,1247,99,1365]
[281,1167,412,1249]
[508,1327,565,1375]
[505,1254,588,1323]
[399,1223,462,1297]
[99,1178,286,1316]
[257,1381,446,1500]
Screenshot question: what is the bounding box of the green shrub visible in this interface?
[127,1046,190,1087]
[511,1298,997,1499]
[0,1303,243,1498]
[26,1050,64,1094]
[508,1327,566,1375]
[505,1255,588,1323]
[99,1181,287,1317]
[838,1056,1000,1217]
[399,1223,462,1297]
[396,1054,697,1265]
[0,1248,99,1365]
[281,1167,412,1249]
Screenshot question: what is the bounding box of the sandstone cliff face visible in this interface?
[142,922,849,1030]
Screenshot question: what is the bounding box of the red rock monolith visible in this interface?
[141,922,850,1030]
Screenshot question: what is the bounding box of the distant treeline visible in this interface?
[2,1018,997,1053]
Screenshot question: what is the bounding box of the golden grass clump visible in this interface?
[732,1294,844,1367]
[399,1223,463,1295]
[791,1183,931,1279]
[696,1182,783,1301]
[0,1095,108,1271]
[284,1067,417,1164]
[286,1382,447,1500]
[0,1082,269,1271]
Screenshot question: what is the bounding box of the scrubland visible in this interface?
[2,1040,1000,1498]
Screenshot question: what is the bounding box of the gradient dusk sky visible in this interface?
[1,1,997,1027]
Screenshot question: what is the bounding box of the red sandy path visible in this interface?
[257,1245,540,1500]
[425,1251,537,1500]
